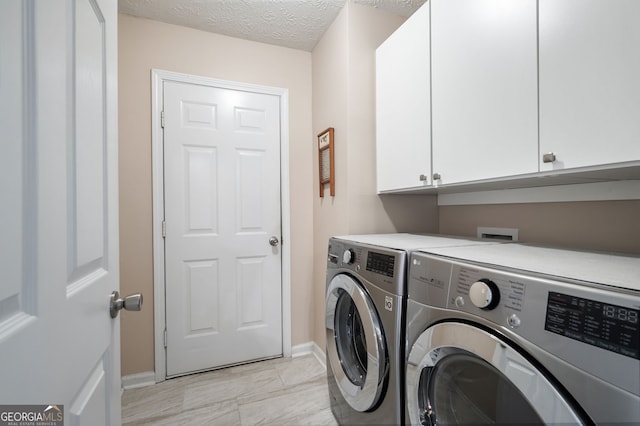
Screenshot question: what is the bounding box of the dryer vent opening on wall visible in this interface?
[477,227,519,242]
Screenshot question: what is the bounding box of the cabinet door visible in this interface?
[539,0,640,171]
[431,0,538,184]
[376,3,430,192]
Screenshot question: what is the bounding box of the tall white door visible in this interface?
[163,81,283,377]
[0,0,120,424]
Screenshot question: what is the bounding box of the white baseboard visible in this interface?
[291,341,314,357]
[121,371,156,390]
[291,341,326,370]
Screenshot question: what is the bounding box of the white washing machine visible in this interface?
[325,234,504,425]
[406,244,640,425]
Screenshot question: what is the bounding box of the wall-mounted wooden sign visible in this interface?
[318,127,335,197]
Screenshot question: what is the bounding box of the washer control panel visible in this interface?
[365,251,395,277]
[449,263,526,329]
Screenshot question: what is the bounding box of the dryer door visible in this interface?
[326,274,387,412]
[406,322,587,426]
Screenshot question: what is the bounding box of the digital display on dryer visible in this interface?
[545,292,639,359]
[366,252,395,277]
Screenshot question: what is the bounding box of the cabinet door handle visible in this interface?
[542,152,556,163]
[419,174,428,181]
[432,173,442,180]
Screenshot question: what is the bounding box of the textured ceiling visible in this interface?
[118,0,427,51]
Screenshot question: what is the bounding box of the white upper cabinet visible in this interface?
[539,0,640,171]
[375,0,639,194]
[376,3,430,192]
[431,0,538,185]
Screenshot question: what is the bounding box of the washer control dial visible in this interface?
[342,249,355,264]
[469,279,500,310]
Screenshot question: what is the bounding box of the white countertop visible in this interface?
[420,244,640,291]
[333,233,505,251]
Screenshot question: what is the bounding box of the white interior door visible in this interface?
[0,0,120,424]
[163,80,283,377]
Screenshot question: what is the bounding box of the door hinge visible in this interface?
[163,328,167,348]
[162,220,166,238]
[161,110,165,128]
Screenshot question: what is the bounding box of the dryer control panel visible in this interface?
[409,248,640,404]
[544,291,639,360]
[446,261,640,361]
[448,262,527,323]
[440,256,640,396]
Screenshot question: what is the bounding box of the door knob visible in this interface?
[269,236,280,247]
[110,291,143,318]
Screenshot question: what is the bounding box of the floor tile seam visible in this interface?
[180,368,284,410]
[120,382,187,411]
[121,399,185,425]
[237,402,333,426]
[179,368,286,402]
[121,407,184,425]
[140,398,242,425]
[277,375,327,389]
[181,391,243,413]
[235,376,330,407]
[122,386,187,423]
[121,410,184,426]
[251,373,323,396]
[234,381,288,406]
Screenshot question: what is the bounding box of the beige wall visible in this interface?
[311,3,439,348]
[118,14,313,375]
[440,200,640,254]
[118,4,638,379]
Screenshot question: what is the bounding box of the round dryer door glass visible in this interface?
[419,353,543,425]
[334,288,368,387]
[325,274,387,412]
[406,322,586,426]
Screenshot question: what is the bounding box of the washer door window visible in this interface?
[406,322,586,426]
[326,274,387,412]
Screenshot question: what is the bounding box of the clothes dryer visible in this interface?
[406,244,640,425]
[325,234,503,425]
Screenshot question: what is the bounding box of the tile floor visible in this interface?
[121,354,338,425]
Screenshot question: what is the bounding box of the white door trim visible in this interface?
[151,69,292,382]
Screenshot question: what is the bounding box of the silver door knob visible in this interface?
[110,291,143,318]
[269,236,280,247]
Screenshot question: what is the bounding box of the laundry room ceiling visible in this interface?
[118,0,426,51]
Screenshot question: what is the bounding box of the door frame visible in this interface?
[150,69,292,382]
